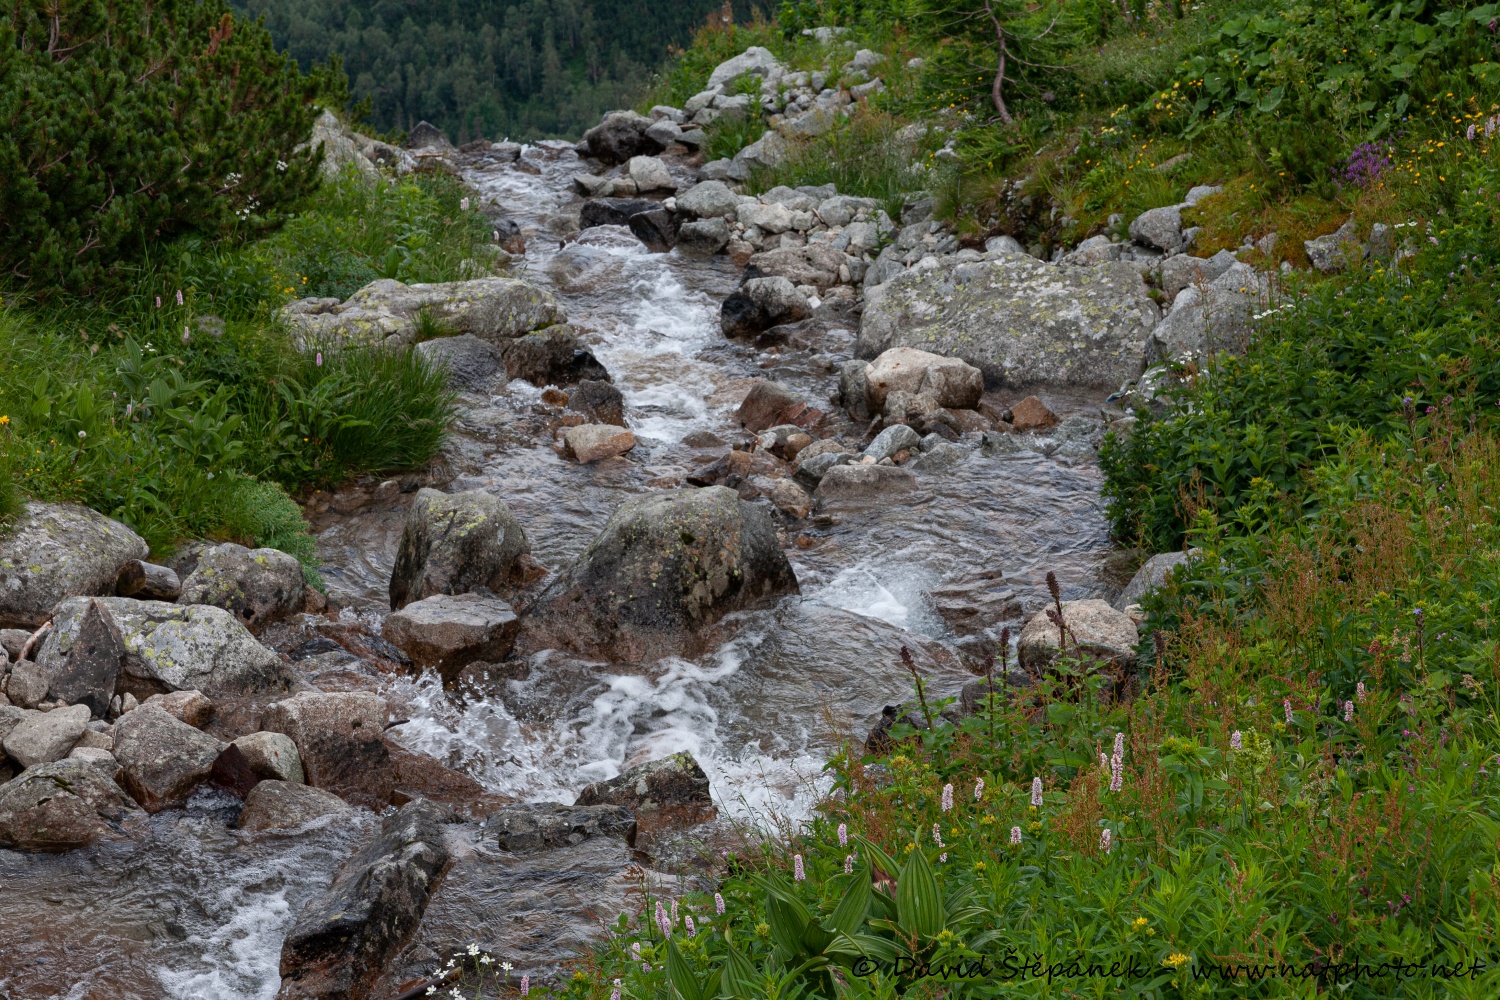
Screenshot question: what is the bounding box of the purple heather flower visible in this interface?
[837,822,847,847]
[610,983,621,1000]
[1230,730,1242,751]
[1010,825,1022,845]
[1031,777,1043,807]
[793,854,805,881]
[941,783,954,812]
[631,943,641,958]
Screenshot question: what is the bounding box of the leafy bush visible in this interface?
[0,0,344,295]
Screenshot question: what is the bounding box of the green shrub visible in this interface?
[0,0,345,296]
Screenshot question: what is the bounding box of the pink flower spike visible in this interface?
[837,822,847,847]
[1009,825,1021,845]
[685,915,696,938]
[1100,828,1112,854]
[1344,700,1354,723]
[175,289,183,306]
[940,783,954,812]
[844,853,855,874]
[714,892,725,915]
[520,975,529,996]
[1230,730,1242,751]
[1284,698,1293,724]
[155,296,161,308]
[793,854,805,881]
[1356,682,1366,703]
[1030,777,1043,807]
[974,778,984,801]
[316,351,323,366]
[932,823,943,847]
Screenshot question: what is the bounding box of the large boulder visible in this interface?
[858,252,1160,390]
[1114,552,1191,611]
[574,751,713,819]
[674,180,740,219]
[302,109,380,185]
[177,542,305,634]
[112,704,226,812]
[261,692,393,809]
[0,502,148,629]
[31,598,125,717]
[35,596,291,700]
[382,594,520,681]
[707,46,785,89]
[238,779,353,833]
[863,347,983,410]
[676,218,731,256]
[0,758,135,852]
[580,110,663,164]
[278,800,450,1000]
[500,325,610,386]
[579,197,663,229]
[1018,599,1139,671]
[522,487,799,662]
[1148,261,1271,361]
[276,277,565,348]
[2,704,90,768]
[747,245,849,291]
[389,489,530,610]
[415,334,504,391]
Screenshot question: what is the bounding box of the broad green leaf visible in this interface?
[718,945,758,1000]
[666,936,704,1000]
[825,872,871,936]
[768,894,808,958]
[1257,86,1284,113]
[896,846,944,939]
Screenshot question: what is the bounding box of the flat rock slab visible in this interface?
[0,502,148,630]
[483,802,637,851]
[382,593,519,680]
[238,779,353,832]
[3,704,90,769]
[814,464,917,501]
[564,424,637,463]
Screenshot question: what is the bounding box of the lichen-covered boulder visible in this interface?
[0,502,149,629]
[857,252,1159,390]
[301,109,380,185]
[389,489,531,610]
[35,596,292,700]
[277,277,565,348]
[0,758,135,851]
[522,487,799,662]
[177,542,305,634]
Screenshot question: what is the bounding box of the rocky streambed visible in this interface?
[0,69,1206,997]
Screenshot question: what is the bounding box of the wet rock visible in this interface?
[567,379,627,427]
[114,560,182,602]
[792,450,854,490]
[484,801,637,851]
[0,502,149,630]
[522,487,799,663]
[1305,218,1363,273]
[178,542,305,634]
[736,380,809,432]
[929,576,1021,636]
[565,423,638,463]
[112,704,226,812]
[277,277,565,349]
[501,325,608,386]
[863,424,922,463]
[628,207,677,253]
[575,751,713,817]
[581,110,663,164]
[278,800,450,1000]
[415,334,504,391]
[1007,396,1059,431]
[1114,551,1191,611]
[1149,261,1270,361]
[815,464,917,501]
[675,180,739,218]
[36,596,291,700]
[262,692,393,810]
[684,449,752,487]
[238,780,353,833]
[233,731,306,784]
[3,703,90,768]
[838,359,874,421]
[0,758,134,852]
[859,253,1158,390]
[864,347,984,410]
[721,276,811,337]
[1129,205,1185,253]
[676,217,731,256]
[1018,599,1139,671]
[579,197,661,229]
[707,46,785,89]
[382,594,519,681]
[769,478,812,519]
[1157,249,1238,300]
[141,689,213,729]
[389,489,531,610]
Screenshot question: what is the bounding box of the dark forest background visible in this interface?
[233,0,773,142]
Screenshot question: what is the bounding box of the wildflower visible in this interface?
[941,783,954,812]
[426,988,436,995]
[1100,828,1113,853]
[844,853,855,874]
[316,351,323,367]
[837,822,847,847]
[1357,681,1366,702]
[155,296,162,308]
[631,943,641,957]
[460,197,471,210]
[1344,700,1354,723]
[1100,752,1109,770]
[610,979,621,1000]
[175,289,184,306]
[932,823,943,847]
[714,892,725,914]
[77,430,86,439]
[1164,953,1190,968]
[1010,825,1022,845]
[1230,730,1242,751]
[670,900,678,925]
[793,854,805,881]
[520,975,529,995]
[0,415,7,425]
[1113,732,1125,759]
[1030,777,1043,807]
[655,901,670,937]
[501,963,513,972]
[685,915,696,938]
[1284,698,1293,724]
[974,778,984,801]
[467,943,479,956]
[182,325,191,343]
[1132,917,1148,930]
[1109,759,1123,793]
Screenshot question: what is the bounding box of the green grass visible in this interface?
[0,168,469,564]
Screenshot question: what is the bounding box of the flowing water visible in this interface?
[0,142,1124,997]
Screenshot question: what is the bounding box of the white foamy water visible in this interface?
[804,558,946,636]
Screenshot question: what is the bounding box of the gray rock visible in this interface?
[859,253,1159,390]
[406,120,452,151]
[644,118,683,148]
[747,244,848,290]
[522,487,799,663]
[232,731,305,784]
[863,424,922,462]
[382,593,520,681]
[676,128,707,149]
[0,502,149,630]
[675,218,731,256]
[1157,249,1238,300]
[575,751,713,815]
[720,276,810,338]
[838,359,874,421]
[238,779,352,832]
[141,688,213,728]
[416,334,504,391]
[579,197,662,229]
[36,596,290,700]
[675,180,740,219]
[277,277,566,348]
[112,704,226,812]
[0,758,134,852]
[984,235,1025,255]
[733,131,789,173]
[114,559,182,602]
[581,110,663,164]
[1114,552,1191,611]
[0,629,27,662]
[67,746,120,782]
[178,543,305,634]
[1305,218,1364,273]
[793,450,855,490]
[3,703,90,768]
[500,324,610,386]
[626,155,675,192]
[1183,185,1222,206]
[1018,598,1139,671]
[277,800,450,1000]
[864,347,983,410]
[35,598,125,718]
[707,46,785,89]
[303,110,380,185]
[484,801,637,851]
[768,478,812,519]
[262,691,393,810]
[814,464,917,501]
[567,379,627,427]
[1129,204,1185,253]
[1059,235,1122,267]
[389,489,530,610]
[1149,261,1271,361]
[909,441,969,471]
[1368,222,1395,260]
